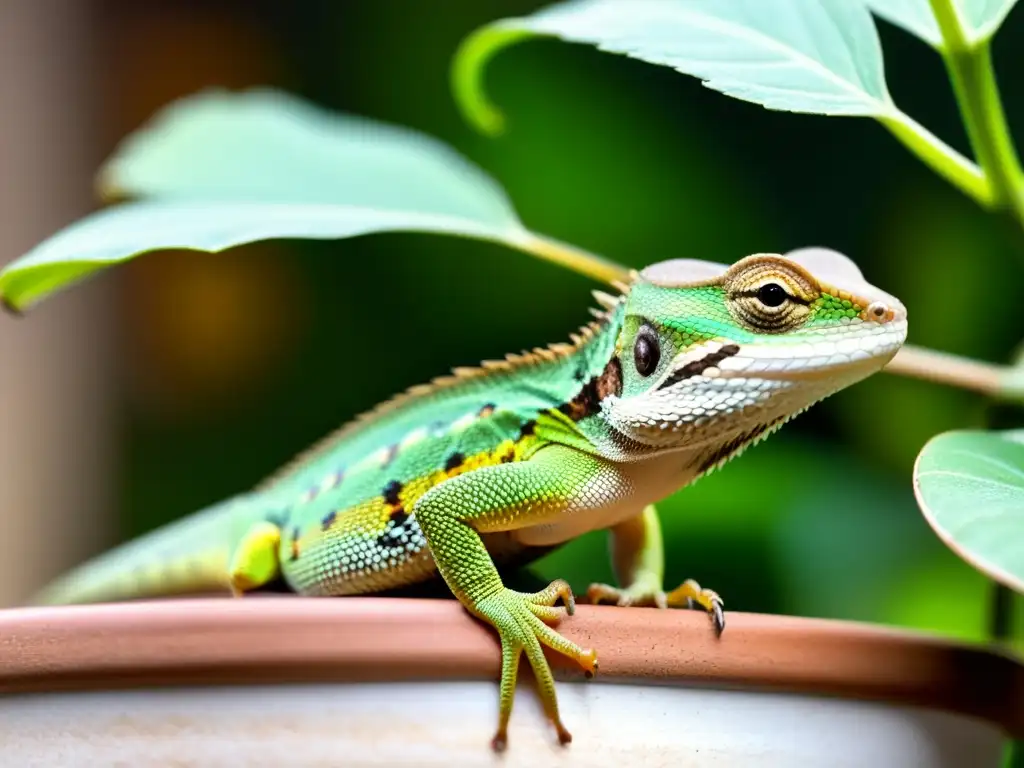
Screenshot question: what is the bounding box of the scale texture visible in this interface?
[36,248,908,749]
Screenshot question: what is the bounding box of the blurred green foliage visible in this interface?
[115,0,1022,647]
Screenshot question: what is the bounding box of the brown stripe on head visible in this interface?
[558,356,624,421]
[656,344,740,391]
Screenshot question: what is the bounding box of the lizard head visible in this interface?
[595,247,907,460]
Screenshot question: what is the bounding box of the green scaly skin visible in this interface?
[35,247,908,750]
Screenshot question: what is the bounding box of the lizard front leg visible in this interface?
[586,505,725,634]
[413,443,631,751]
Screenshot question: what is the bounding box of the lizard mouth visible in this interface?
[654,318,908,390]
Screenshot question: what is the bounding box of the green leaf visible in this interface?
[453,0,896,135]
[862,0,943,45]
[862,0,1019,47]
[0,89,626,311]
[0,200,520,312]
[913,429,1024,593]
[962,0,1021,38]
[99,89,517,223]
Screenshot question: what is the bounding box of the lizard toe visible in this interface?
[666,578,726,635]
[585,580,669,609]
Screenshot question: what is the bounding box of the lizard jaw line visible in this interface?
[655,319,907,389]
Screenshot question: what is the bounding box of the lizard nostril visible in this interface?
[866,301,889,322]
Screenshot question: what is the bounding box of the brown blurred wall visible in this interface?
[0,1,115,604]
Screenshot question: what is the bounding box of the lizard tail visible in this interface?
[32,494,271,606]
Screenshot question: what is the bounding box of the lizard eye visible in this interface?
[634,325,660,377]
[756,282,788,308]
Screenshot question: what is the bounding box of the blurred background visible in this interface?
[0,0,1022,644]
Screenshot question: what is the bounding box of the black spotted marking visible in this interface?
[389,507,409,525]
[478,402,497,418]
[382,479,403,506]
[321,510,337,531]
[444,452,466,471]
[573,365,588,382]
[378,508,411,549]
[657,344,741,391]
[519,420,536,438]
[557,357,623,421]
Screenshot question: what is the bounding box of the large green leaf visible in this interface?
[862,0,1019,47]
[453,0,896,135]
[913,429,1024,593]
[0,200,518,312]
[0,89,626,312]
[99,89,515,220]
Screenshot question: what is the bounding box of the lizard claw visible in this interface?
[476,580,597,750]
[667,578,726,635]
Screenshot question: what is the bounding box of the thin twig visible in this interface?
[883,344,1006,395]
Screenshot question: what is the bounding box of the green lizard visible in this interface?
[35,247,907,750]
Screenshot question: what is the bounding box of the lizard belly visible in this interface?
[511,454,696,547]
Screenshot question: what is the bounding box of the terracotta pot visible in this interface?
[0,596,1019,766]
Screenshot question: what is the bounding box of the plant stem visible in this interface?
[880,113,991,206]
[989,579,1015,644]
[928,0,1024,220]
[886,344,1024,404]
[883,345,1005,394]
[512,229,632,286]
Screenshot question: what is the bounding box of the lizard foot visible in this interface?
[587,577,725,635]
[476,580,598,752]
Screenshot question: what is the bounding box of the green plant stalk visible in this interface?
[928,0,1024,659]
[989,582,1014,643]
[880,113,991,206]
[512,229,632,287]
[928,0,1024,219]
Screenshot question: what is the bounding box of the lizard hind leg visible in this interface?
[227,520,283,596]
[586,505,726,635]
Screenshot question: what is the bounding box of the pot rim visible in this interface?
[1,596,1020,736]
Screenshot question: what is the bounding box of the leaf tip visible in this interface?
[94,166,129,205]
[451,21,533,137]
[1,294,24,318]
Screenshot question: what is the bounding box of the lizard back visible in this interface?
[37,299,625,603]
[269,308,623,595]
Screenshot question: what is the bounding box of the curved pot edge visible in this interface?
[1,596,1020,737]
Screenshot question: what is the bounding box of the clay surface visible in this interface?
[0,596,1019,737]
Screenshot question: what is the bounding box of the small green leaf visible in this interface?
[913,429,1024,593]
[454,0,896,135]
[0,89,625,311]
[863,0,1019,46]
[961,0,1021,39]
